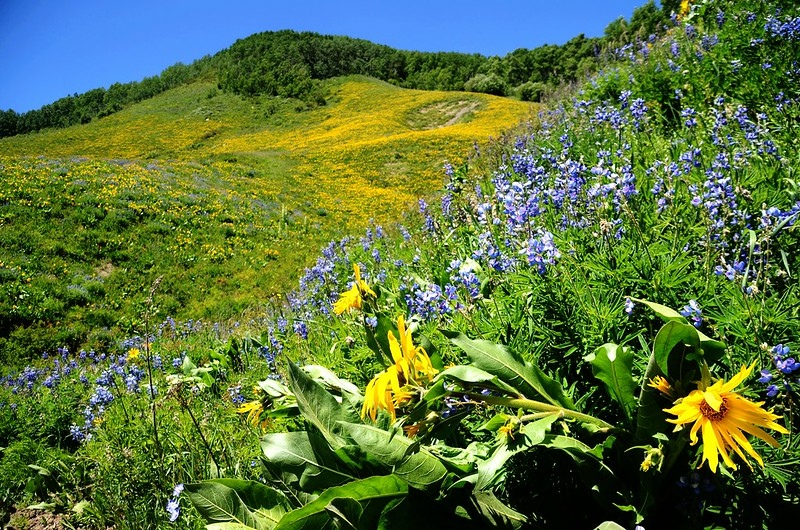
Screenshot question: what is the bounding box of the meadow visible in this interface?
[0,77,533,361]
[1,0,800,528]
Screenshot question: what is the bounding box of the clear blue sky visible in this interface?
[0,0,654,113]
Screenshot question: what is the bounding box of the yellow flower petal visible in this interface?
[663,363,788,473]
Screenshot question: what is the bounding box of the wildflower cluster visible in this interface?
[759,344,799,398]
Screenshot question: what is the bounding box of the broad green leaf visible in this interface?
[695,332,726,366]
[471,491,528,530]
[256,379,293,398]
[207,524,252,530]
[303,365,361,397]
[520,412,560,445]
[339,422,448,490]
[426,442,480,475]
[26,502,56,510]
[324,497,363,529]
[434,365,521,396]
[593,522,627,530]
[632,299,726,365]
[185,479,292,530]
[652,320,701,378]
[365,314,395,366]
[260,431,355,491]
[287,362,357,449]
[540,435,629,512]
[635,351,670,441]
[475,413,559,490]
[630,298,688,323]
[443,331,574,409]
[585,343,637,422]
[274,475,408,530]
[480,413,513,433]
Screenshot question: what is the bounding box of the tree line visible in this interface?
[0,1,666,138]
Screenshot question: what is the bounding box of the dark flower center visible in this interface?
[700,397,729,422]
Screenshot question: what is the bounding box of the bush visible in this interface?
[516,81,547,102]
[464,73,508,96]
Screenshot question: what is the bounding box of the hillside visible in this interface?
[0,76,533,360]
[2,1,799,528]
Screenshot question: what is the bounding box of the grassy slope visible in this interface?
[0,76,534,360]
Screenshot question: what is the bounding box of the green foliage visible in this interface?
[515,81,546,102]
[464,74,508,97]
[4,1,800,528]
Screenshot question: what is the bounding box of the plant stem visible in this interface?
[180,393,224,479]
[144,276,163,458]
[460,391,616,431]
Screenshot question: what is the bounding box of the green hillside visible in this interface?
[2,1,800,528]
[0,76,533,361]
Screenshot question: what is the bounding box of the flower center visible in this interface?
[699,397,729,422]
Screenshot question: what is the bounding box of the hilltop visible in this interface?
[0,2,666,138]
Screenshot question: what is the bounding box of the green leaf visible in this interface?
[480,413,513,433]
[653,320,701,378]
[520,412,560,445]
[434,365,521,396]
[585,343,637,422]
[274,475,408,530]
[632,299,725,366]
[339,422,448,490]
[635,351,670,442]
[207,524,253,530]
[540,435,629,511]
[260,431,355,492]
[475,413,559,490]
[26,502,56,511]
[185,479,292,530]
[630,298,688,323]
[287,362,357,449]
[325,497,363,530]
[593,522,627,530]
[303,365,361,397]
[365,314,395,366]
[470,491,528,530]
[443,331,574,409]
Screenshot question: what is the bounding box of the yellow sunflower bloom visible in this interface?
[664,363,789,473]
[333,263,376,315]
[237,400,267,429]
[361,315,438,422]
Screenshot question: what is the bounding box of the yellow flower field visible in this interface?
[1,77,535,233]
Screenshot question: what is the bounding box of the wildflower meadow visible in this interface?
[1,0,799,528]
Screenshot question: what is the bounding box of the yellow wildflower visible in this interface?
[679,0,691,18]
[648,375,676,399]
[127,348,141,362]
[498,419,518,440]
[333,263,376,315]
[237,400,268,429]
[664,363,789,473]
[361,315,438,421]
[640,446,663,472]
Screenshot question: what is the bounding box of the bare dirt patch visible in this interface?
[407,99,482,130]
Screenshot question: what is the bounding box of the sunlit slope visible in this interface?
[213,77,534,226]
[1,76,534,230]
[0,76,533,357]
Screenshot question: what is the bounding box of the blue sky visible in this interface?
[0,0,654,113]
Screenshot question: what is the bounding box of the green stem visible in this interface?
[460,391,616,431]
